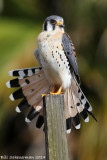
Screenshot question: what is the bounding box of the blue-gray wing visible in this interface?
[34,49,43,67]
[62,33,80,84]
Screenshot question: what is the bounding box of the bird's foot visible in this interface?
[50,86,63,95]
[50,91,63,95]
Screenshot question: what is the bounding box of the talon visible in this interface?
[50,92,63,95]
[50,86,63,95]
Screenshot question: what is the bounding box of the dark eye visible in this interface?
[50,19,57,24]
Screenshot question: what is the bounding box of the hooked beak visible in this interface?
[57,21,64,28]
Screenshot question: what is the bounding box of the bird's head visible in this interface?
[43,15,65,32]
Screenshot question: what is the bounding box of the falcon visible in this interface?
[6,15,97,133]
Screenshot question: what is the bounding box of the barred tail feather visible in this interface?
[64,78,96,133]
[8,67,42,78]
[25,107,39,123]
[66,118,71,134]
[27,82,50,106]
[6,69,45,88]
[16,98,31,113]
[6,67,51,130]
[36,110,44,129]
[6,67,96,133]
[25,103,43,123]
[36,115,44,129]
[64,87,80,132]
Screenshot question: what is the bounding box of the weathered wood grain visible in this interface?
[43,94,69,160]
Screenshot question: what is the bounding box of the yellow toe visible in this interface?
[41,94,47,97]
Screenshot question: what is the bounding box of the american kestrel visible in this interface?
[6,15,97,133]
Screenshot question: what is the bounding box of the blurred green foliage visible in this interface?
[0,0,107,159]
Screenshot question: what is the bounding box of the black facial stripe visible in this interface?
[52,24,56,30]
[44,21,47,31]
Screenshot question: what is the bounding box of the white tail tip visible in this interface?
[75,124,81,129]
[9,94,14,101]
[85,116,89,123]
[16,106,21,113]
[6,81,11,88]
[25,117,31,123]
[67,129,71,134]
[8,70,13,76]
[36,106,42,112]
[88,106,92,112]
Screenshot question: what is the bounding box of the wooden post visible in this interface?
[43,95,69,160]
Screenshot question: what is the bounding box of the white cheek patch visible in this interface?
[61,27,64,33]
[47,23,53,31]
